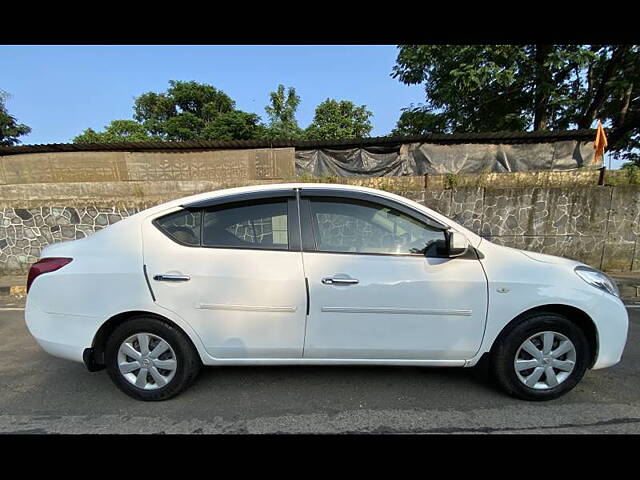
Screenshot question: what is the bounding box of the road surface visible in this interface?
[1,300,638,434]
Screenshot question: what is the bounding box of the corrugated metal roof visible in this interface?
[0,129,598,156]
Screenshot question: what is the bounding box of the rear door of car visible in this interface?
[141,191,308,359]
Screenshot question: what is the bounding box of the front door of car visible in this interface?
[300,195,488,360]
[142,195,308,359]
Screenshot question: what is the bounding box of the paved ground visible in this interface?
[0,297,639,434]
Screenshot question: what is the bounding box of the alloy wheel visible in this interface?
[117,332,178,390]
[514,331,577,390]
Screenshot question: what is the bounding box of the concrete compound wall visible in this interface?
[0,148,296,184]
[0,178,638,274]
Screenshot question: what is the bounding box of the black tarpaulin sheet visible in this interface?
[295,145,408,176]
[295,140,598,176]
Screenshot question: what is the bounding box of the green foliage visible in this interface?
[201,111,263,140]
[619,130,640,167]
[75,80,262,143]
[618,164,640,184]
[392,45,533,133]
[304,99,373,140]
[445,173,459,189]
[0,90,31,146]
[392,105,448,136]
[133,80,237,139]
[159,112,205,141]
[74,120,154,143]
[392,45,639,160]
[262,84,303,139]
[74,81,381,144]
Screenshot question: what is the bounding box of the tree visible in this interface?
[304,99,373,140]
[74,80,263,143]
[133,80,237,140]
[202,111,263,140]
[392,45,639,163]
[0,90,31,146]
[263,84,302,139]
[74,120,153,143]
[391,105,448,136]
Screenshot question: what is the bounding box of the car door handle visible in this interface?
[153,274,191,282]
[321,276,359,285]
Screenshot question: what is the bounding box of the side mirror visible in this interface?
[447,231,469,257]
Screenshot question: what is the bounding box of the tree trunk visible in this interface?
[615,82,633,127]
[533,45,552,131]
[578,45,629,129]
[608,110,639,147]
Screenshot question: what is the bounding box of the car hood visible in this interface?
[479,239,584,269]
[519,249,583,268]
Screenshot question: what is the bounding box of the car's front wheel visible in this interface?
[491,312,591,401]
[105,316,201,401]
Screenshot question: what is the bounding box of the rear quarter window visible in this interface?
[154,209,201,246]
[202,200,288,250]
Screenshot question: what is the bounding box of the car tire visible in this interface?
[105,316,201,401]
[491,312,590,401]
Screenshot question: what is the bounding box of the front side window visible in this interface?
[202,200,288,250]
[155,209,201,246]
[309,198,446,256]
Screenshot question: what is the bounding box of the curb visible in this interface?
[0,286,27,297]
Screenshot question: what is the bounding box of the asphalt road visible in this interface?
[1,301,639,434]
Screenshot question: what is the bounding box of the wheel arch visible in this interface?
[490,304,599,368]
[88,310,202,368]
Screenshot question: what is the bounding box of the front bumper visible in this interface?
[591,293,629,369]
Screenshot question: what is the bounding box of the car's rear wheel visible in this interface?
[105,316,201,401]
[491,312,590,401]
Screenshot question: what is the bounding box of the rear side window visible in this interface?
[202,200,288,250]
[155,209,201,246]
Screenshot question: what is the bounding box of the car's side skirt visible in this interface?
[199,357,467,367]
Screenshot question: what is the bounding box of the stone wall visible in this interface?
[404,186,639,271]
[1,180,638,274]
[0,205,146,272]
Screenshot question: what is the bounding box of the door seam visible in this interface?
[143,265,156,302]
[296,188,310,358]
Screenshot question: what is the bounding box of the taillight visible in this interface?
[26,257,73,293]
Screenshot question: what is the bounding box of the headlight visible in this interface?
[574,266,620,297]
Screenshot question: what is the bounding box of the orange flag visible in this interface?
[594,120,608,165]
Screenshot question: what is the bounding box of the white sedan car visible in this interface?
[25,184,628,401]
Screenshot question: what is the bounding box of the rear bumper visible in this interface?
[34,338,86,363]
[25,301,102,364]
